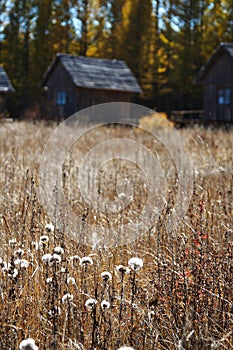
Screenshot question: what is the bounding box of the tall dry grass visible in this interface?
[0,121,232,350]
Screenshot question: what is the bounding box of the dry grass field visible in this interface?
[0,121,232,350]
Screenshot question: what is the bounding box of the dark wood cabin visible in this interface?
[0,66,15,116]
[197,43,233,123]
[41,54,142,121]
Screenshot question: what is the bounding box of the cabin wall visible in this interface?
[75,87,132,122]
[0,93,6,114]
[46,61,76,119]
[203,52,233,121]
[76,87,130,106]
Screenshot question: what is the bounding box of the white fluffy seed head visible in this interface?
[8,268,18,278]
[19,338,38,350]
[9,238,17,245]
[39,235,49,244]
[100,271,112,282]
[118,192,126,199]
[14,259,29,269]
[53,246,64,255]
[85,298,97,309]
[42,253,61,264]
[101,300,110,310]
[116,265,131,275]
[128,257,143,271]
[45,223,54,233]
[67,276,76,285]
[59,267,66,273]
[14,249,24,257]
[62,293,74,304]
[80,256,93,266]
[42,254,52,263]
[2,261,11,271]
[49,254,62,264]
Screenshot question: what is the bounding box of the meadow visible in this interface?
[0,120,232,350]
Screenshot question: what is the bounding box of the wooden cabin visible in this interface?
[0,66,15,116]
[41,54,142,120]
[197,43,233,123]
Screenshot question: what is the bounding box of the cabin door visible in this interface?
[216,106,232,121]
[216,88,232,121]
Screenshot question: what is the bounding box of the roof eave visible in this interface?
[74,83,142,94]
[40,54,60,87]
[196,43,233,82]
[0,86,15,93]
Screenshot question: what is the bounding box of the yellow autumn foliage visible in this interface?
[139,112,174,132]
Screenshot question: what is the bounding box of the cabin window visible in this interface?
[217,88,231,105]
[56,91,66,105]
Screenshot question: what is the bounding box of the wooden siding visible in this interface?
[202,51,233,121]
[77,88,132,123]
[75,87,131,107]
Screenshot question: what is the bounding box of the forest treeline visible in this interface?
[0,0,232,117]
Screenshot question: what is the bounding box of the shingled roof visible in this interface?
[197,43,233,81]
[0,66,15,92]
[42,53,142,93]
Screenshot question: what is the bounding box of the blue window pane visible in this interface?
[57,91,66,105]
[218,88,231,105]
[218,95,224,105]
[225,89,231,104]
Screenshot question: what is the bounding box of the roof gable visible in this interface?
[42,54,142,93]
[0,66,15,92]
[197,43,233,81]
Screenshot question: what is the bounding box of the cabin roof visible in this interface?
[0,66,15,93]
[197,43,233,81]
[42,53,142,93]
